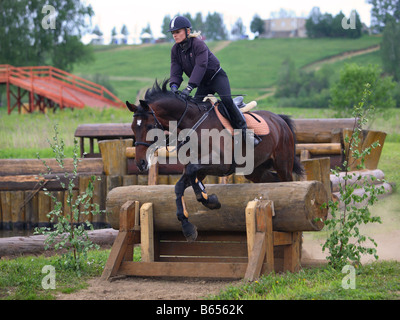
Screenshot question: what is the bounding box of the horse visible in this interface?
[126,79,303,242]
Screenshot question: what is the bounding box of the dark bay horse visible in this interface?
[126,80,303,241]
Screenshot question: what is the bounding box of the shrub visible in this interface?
[330,63,395,116]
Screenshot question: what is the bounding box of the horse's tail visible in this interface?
[279,114,304,176]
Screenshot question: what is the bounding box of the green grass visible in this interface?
[73,35,382,102]
[0,247,142,300]
[209,261,400,300]
[0,106,130,158]
[0,250,108,300]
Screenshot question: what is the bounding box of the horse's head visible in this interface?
[126,100,163,172]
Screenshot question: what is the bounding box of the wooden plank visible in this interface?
[79,175,93,223]
[100,231,130,281]
[158,241,247,257]
[75,123,133,138]
[118,261,247,279]
[362,130,387,170]
[245,200,257,259]
[158,256,248,263]
[119,200,136,232]
[140,202,154,262]
[10,191,25,229]
[296,143,342,155]
[38,191,51,227]
[101,200,139,280]
[0,192,11,229]
[301,157,331,200]
[294,118,355,134]
[283,232,302,272]
[300,149,311,161]
[264,201,274,274]
[158,231,246,242]
[98,139,133,176]
[273,232,292,246]
[0,158,104,176]
[244,232,266,281]
[92,175,106,227]
[148,157,158,186]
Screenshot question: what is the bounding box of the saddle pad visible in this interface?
[215,104,270,136]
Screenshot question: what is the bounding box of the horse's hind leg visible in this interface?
[273,151,295,182]
[245,161,281,183]
[175,174,198,242]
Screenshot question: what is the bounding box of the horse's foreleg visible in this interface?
[186,165,221,210]
[175,174,198,242]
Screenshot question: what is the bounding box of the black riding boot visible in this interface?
[223,97,260,147]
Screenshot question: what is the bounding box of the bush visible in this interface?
[330,63,396,116]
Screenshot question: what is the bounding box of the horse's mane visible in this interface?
[144,79,177,104]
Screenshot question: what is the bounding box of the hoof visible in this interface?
[202,194,221,210]
[181,220,198,242]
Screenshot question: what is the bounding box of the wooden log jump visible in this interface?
[106,181,328,233]
[101,181,328,280]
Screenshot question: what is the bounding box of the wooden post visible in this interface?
[101,200,138,281]
[283,232,302,272]
[99,139,133,176]
[148,155,159,186]
[245,200,275,281]
[362,130,387,170]
[140,202,154,262]
[301,157,331,200]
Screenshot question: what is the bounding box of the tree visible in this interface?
[161,15,173,41]
[110,27,117,44]
[121,24,129,36]
[306,7,362,38]
[92,25,103,37]
[250,14,265,37]
[381,20,400,81]
[330,63,396,116]
[141,23,153,36]
[368,0,400,32]
[193,12,205,32]
[204,12,227,41]
[231,18,246,39]
[0,0,94,72]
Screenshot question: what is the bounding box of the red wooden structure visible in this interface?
[0,65,124,114]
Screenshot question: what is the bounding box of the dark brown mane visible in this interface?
[144,79,178,104]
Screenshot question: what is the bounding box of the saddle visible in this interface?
[203,95,270,136]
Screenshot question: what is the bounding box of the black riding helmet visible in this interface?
[168,16,192,32]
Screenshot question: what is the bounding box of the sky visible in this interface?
[84,0,373,42]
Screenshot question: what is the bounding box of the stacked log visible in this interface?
[330,169,393,208]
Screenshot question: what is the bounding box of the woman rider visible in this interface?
[168,16,260,146]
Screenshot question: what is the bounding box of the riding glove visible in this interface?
[171,84,179,93]
[181,85,193,100]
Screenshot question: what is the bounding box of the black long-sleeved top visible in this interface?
[170,37,221,89]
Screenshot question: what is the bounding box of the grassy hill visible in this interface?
[73,35,382,103]
[2,35,397,163]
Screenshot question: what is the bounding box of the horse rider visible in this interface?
[168,16,260,147]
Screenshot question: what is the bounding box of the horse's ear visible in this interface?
[126,101,137,113]
[139,100,149,110]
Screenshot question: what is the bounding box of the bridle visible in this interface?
[133,109,165,148]
[132,100,190,149]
